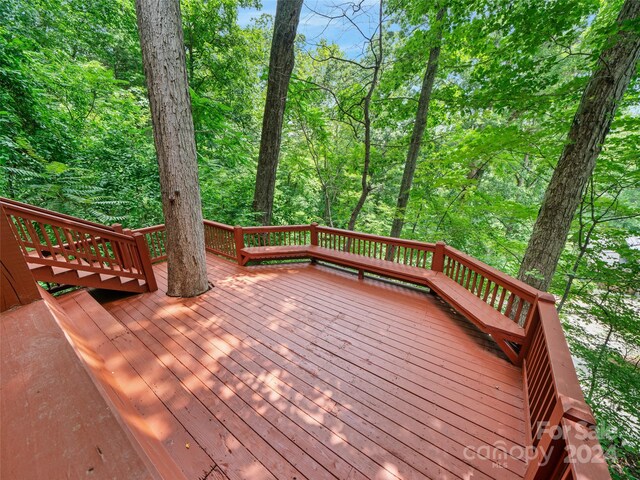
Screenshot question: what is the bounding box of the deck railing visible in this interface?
[241,224,311,248]
[1,200,157,291]
[439,245,538,327]
[203,220,236,260]
[85,216,614,479]
[316,224,435,268]
[522,297,609,479]
[135,224,167,263]
[1,196,610,478]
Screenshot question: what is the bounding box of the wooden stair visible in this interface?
[29,262,149,293]
[1,197,157,294]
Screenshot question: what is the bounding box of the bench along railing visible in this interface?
[1,201,157,292]
[438,245,538,328]
[315,225,435,269]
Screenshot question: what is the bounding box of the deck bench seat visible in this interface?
[240,245,311,263]
[427,273,525,342]
[240,244,525,349]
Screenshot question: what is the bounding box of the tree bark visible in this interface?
[518,0,640,292]
[389,7,445,239]
[135,0,209,297]
[252,0,303,225]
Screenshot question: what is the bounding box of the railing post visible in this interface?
[120,228,134,269]
[133,232,158,292]
[234,225,245,265]
[310,223,318,246]
[111,223,126,269]
[431,241,446,272]
[1,207,42,311]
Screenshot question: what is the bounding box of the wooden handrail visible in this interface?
[0,197,117,231]
[242,224,310,233]
[317,225,437,250]
[203,219,234,231]
[3,203,135,243]
[3,199,157,292]
[443,245,541,303]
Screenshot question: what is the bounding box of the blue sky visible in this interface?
[238,0,382,58]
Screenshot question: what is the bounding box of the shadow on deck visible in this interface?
[58,253,529,480]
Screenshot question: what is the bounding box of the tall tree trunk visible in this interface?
[347,0,384,231]
[389,7,445,239]
[252,0,303,225]
[135,0,209,297]
[518,0,640,291]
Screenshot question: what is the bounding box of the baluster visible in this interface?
[497,288,507,311]
[37,222,57,259]
[99,238,114,269]
[490,284,499,307]
[482,281,493,302]
[88,233,105,268]
[476,276,485,297]
[23,219,44,258]
[50,226,70,263]
[109,238,125,270]
[513,297,525,323]
[460,266,468,285]
[504,292,516,316]
[470,272,478,294]
[453,261,461,282]
[12,216,31,249]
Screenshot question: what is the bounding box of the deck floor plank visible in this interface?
[69,253,528,480]
[124,292,470,480]
[205,260,525,405]
[139,271,526,479]
[168,261,526,437]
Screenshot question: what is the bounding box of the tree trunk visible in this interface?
[135,0,209,297]
[389,7,445,239]
[518,0,640,292]
[347,1,384,231]
[252,0,303,225]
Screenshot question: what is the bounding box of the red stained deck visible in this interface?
[58,253,529,480]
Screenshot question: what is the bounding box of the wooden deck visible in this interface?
[56,253,529,480]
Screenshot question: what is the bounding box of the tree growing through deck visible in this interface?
[135,0,209,297]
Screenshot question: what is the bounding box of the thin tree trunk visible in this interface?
[347,0,383,231]
[252,0,303,225]
[135,0,208,297]
[518,0,640,291]
[389,7,445,239]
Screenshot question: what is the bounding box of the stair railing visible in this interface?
[0,199,157,292]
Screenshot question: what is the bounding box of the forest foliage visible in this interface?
[0,0,638,476]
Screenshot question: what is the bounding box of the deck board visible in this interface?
[64,253,529,479]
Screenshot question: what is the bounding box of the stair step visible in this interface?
[57,291,190,480]
[26,262,148,294]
